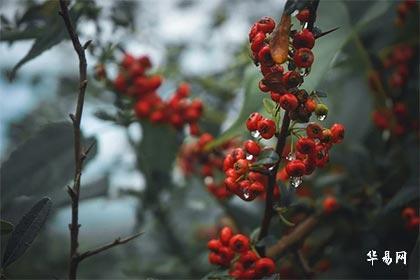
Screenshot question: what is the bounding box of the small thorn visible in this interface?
[315,27,340,39]
[83,40,92,49]
[80,80,88,89]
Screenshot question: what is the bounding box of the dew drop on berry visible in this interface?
[251,130,260,138]
[286,152,296,161]
[290,176,302,188]
[243,189,251,199]
[268,166,275,171]
[246,154,254,160]
[317,114,327,121]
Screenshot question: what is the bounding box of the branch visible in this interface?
[266,215,320,259]
[257,113,291,251]
[307,0,320,31]
[58,0,89,279]
[78,232,144,262]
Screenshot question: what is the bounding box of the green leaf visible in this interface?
[263,98,277,116]
[0,219,14,235]
[253,148,279,166]
[0,122,97,210]
[205,66,262,150]
[201,269,231,280]
[2,197,52,268]
[9,5,83,79]
[381,186,419,214]
[302,1,352,92]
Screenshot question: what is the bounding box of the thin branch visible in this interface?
[266,215,320,259]
[78,232,144,262]
[307,0,320,31]
[58,0,89,279]
[257,113,291,252]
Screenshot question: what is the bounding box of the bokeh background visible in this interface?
[0,0,419,279]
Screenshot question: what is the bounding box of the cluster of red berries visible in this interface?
[223,138,281,201]
[370,43,418,136]
[208,227,276,279]
[178,133,236,199]
[280,122,344,186]
[113,53,203,134]
[401,207,420,231]
[395,0,417,26]
[383,44,415,89]
[249,14,327,124]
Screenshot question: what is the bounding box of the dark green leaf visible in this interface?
[94,110,117,122]
[302,1,351,92]
[9,5,82,79]
[201,269,231,280]
[2,197,52,268]
[0,122,97,210]
[381,186,419,214]
[0,219,14,235]
[311,90,327,98]
[253,148,279,166]
[205,67,262,150]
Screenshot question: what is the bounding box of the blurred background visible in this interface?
[0,0,419,279]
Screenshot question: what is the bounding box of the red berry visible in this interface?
[234,159,249,175]
[198,133,214,149]
[121,53,135,69]
[402,207,416,220]
[282,71,302,88]
[246,112,263,131]
[223,155,235,171]
[220,227,233,246]
[244,140,261,156]
[229,234,250,253]
[259,80,270,92]
[208,252,222,265]
[224,176,239,192]
[138,55,152,69]
[306,123,323,139]
[270,91,282,102]
[296,137,316,154]
[406,217,420,231]
[134,100,151,118]
[323,196,338,214]
[294,48,314,68]
[114,74,126,92]
[296,8,310,22]
[128,63,144,78]
[177,82,190,97]
[321,129,333,144]
[293,29,315,49]
[239,250,259,269]
[258,45,274,66]
[232,148,246,160]
[208,239,222,252]
[330,123,345,143]
[257,118,276,139]
[255,258,276,276]
[251,33,266,53]
[257,17,276,33]
[285,160,306,177]
[250,181,265,194]
[305,98,317,112]
[279,93,299,111]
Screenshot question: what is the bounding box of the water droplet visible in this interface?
[243,189,251,199]
[246,154,253,160]
[299,68,306,75]
[290,176,302,188]
[286,152,296,161]
[317,114,327,121]
[268,166,275,171]
[251,130,260,138]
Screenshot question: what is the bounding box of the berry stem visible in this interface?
[257,112,291,253]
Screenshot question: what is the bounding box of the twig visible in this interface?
[307,0,320,31]
[266,215,320,258]
[257,113,291,252]
[58,0,88,278]
[78,232,144,262]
